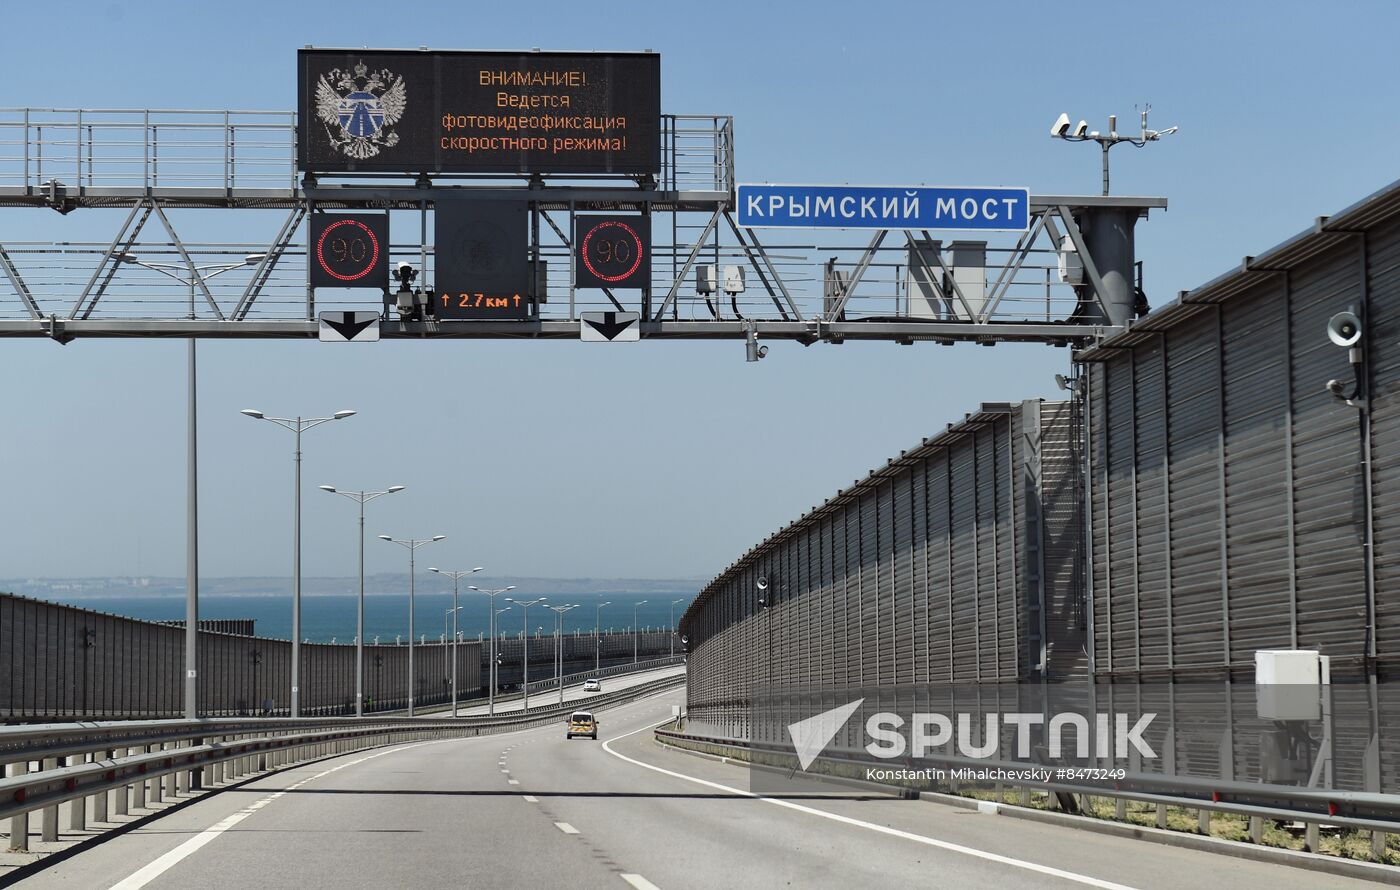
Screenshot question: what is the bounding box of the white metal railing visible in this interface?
[0,109,733,194]
[0,240,1084,325]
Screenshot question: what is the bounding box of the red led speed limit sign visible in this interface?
[574,216,650,290]
[310,214,390,289]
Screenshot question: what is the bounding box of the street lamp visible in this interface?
[493,606,511,705]
[121,252,263,720]
[321,484,405,716]
[431,567,483,718]
[506,597,547,711]
[594,600,611,674]
[633,600,649,664]
[546,604,580,705]
[670,598,685,657]
[469,585,515,716]
[379,534,445,715]
[241,407,356,717]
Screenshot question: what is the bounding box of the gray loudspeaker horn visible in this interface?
[1327,310,1362,347]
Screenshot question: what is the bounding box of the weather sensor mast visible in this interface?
[1051,104,1178,195]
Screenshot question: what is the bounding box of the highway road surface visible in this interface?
[15,688,1385,890]
[429,664,686,718]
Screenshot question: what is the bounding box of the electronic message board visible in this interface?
[297,49,660,175]
[574,216,650,290]
[435,199,531,319]
[309,213,390,290]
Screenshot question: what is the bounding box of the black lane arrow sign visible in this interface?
[580,311,640,342]
[318,311,381,343]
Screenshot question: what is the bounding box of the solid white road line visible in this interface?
[108,740,437,890]
[555,822,580,834]
[620,874,661,890]
[601,722,1140,890]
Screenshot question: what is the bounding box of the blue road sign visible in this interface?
[736,184,1030,231]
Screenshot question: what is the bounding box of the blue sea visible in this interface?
[46,592,691,643]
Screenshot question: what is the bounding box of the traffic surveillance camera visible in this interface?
[1327,310,1362,348]
[1072,120,1089,138]
[1326,379,1347,398]
[1051,113,1071,138]
[395,262,418,287]
[745,329,768,362]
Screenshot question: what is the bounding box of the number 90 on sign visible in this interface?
[574,215,650,290]
[310,214,390,290]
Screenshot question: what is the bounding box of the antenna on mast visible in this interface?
[1050,104,1178,195]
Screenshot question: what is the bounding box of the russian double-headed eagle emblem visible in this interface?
[314,61,407,160]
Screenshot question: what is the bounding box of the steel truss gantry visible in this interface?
[0,108,1165,346]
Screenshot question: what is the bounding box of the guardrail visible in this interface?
[521,654,684,696]
[652,726,1400,857]
[0,673,684,854]
[410,655,685,716]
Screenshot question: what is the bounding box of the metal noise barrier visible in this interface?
[0,673,684,824]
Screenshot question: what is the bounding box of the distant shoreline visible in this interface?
[2,576,705,599]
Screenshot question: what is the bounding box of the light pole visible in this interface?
[633,600,649,664]
[493,606,511,706]
[546,604,580,705]
[470,585,515,716]
[321,485,405,717]
[507,597,547,711]
[670,598,685,657]
[594,600,611,674]
[431,567,483,718]
[379,534,445,716]
[241,406,356,717]
[121,252,263,720]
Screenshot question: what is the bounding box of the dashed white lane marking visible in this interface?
[523,795,539,803]
[107,740,436,890]
[106,710,600,890]
[508,779,520,785]
[555,822,580,834]
[500,769,510,773]
[620,875,661,890]
[601,722,1139,890]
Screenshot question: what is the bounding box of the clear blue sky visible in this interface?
[3,0,1398,582]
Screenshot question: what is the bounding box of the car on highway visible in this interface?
[583,678,601,692]
[566,711,599,739]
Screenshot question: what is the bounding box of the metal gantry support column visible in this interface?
[186,332,199,720]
